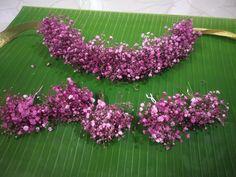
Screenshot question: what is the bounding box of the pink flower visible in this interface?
[157,116,164,122]
[186,134,191,139]
[23,126,29,132]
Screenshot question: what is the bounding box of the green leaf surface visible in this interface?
[0,6,236,177]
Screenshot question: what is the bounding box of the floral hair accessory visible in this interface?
[0,95,49,136]
[187,91,228,127]
[38,16,201,81]
[48,77,94,122]
[139,91,229,149]
[81,99,133,143]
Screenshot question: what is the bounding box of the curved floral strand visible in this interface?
[38,16,201,81]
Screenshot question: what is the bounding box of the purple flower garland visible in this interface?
[38,16,201,81]
[139,91,229,149]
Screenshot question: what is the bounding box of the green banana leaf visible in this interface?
[0,6,236,177]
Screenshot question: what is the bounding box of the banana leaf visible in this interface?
[0,6,236,177]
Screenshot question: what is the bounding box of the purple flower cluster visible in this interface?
[187,91,228,127]
[139,91,229,149]
[81,99,133,143]
[0,95,49,135]
[38,16,201,81]
[0,78,133,142]
[48,78,94,122]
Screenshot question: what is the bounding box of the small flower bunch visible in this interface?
[139,93,189,149]
[38,16,201,81]
[187,91,228,127]
[139,91,229,149]
[0,95,49,135]
[48,78,94,122]
[81,99,133,143]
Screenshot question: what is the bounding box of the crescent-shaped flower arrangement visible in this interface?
[38,16,201,81]
[0,15,234,149]
[0,15,235,80]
